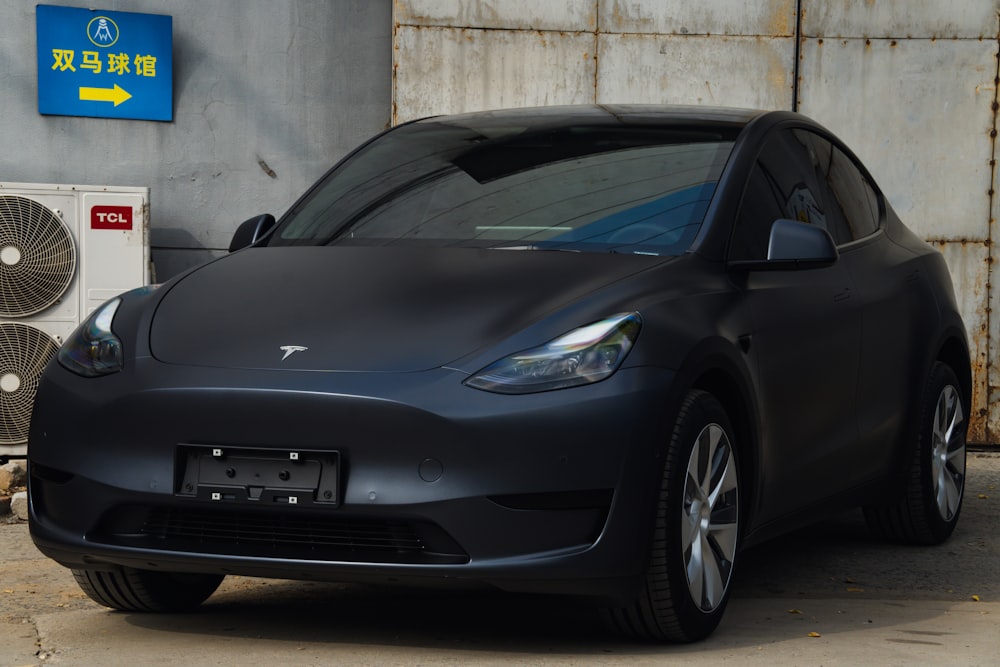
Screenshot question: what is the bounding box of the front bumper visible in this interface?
[28,359,677,602]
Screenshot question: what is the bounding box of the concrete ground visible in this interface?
[2,452,998,666]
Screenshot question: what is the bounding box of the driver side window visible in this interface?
[730,130,830,262]
[729,163,784,261]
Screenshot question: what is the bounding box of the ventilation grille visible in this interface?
[0,195,77,317]
[0,323,60,445]
[96,506,470,565]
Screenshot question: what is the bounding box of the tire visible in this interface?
[72,567,224,612]
[603,390,741,642]
[864,361,967,545]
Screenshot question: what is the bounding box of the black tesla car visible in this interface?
[28,105,970,642]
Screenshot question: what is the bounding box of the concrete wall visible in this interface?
[0,0,392,280]
[393,0,1000,443]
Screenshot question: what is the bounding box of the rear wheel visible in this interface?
[604,390,740,642]
[864,361,966,544]
[72,567,223,612]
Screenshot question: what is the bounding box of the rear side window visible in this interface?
[794,130,881,243]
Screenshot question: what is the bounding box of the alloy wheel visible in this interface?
[681,423,739,612]
[931,385,965,521]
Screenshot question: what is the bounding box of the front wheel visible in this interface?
[72,566,224,612]
[864,361,967,544]
[603,390,740,642]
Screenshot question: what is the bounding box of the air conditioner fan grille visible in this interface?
[0,323,60,445]
[0,195,77,317]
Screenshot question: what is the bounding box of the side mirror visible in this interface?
[228,214,276,252]
[767,219,838,266]
[729,219,838,271]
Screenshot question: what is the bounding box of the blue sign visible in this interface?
[36,5,173,121]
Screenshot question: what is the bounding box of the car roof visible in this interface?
[414,104,766,132]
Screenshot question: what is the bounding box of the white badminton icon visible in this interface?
[92,18,114,43]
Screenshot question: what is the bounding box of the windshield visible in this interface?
[271,117,736,256]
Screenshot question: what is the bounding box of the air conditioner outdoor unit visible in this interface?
[0,182,150,459]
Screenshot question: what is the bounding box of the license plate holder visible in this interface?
[176,445,339,507]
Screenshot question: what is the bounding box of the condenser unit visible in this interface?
[0,182,150,458]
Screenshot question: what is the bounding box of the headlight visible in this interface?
[58,298,124,377]
[465,312,641,394]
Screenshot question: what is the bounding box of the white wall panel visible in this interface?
[798,37,996,242]
[803,0,1000,38]
[600,0,795,36]
[393,26,596,123]
[395,0,596,31]
[597,34,794,108]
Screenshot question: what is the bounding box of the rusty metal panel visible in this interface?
[988,243,1000,443]
[601,0,795,36]
[934,241,991,443]
[394,0,597,31]
[393,26,596,123]
[597,34,794,108]
[797,37,996,243]
[989,145,1000,444]
[390,1,1000,444]
[798,33,996,443]
[802,0,1000,39]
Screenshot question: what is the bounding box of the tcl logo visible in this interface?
[91,205,133,230]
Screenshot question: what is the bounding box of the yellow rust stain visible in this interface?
[969,383,988,443]
[767,1,795,37]
[768,56,789,95]
[969,385,988,443]
[609,0,653,31]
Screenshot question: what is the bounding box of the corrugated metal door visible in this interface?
[796,3,999,443]
[393,0,1000,443]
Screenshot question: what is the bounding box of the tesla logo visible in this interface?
[279,345,308,361]
[91,205,133,230]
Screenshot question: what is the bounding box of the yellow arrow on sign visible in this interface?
[78,84,132,107]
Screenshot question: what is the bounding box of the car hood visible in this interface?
[149,246,664,372]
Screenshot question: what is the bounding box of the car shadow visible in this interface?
[114,507,977,656]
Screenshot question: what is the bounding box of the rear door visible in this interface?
[793,129,939,476]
